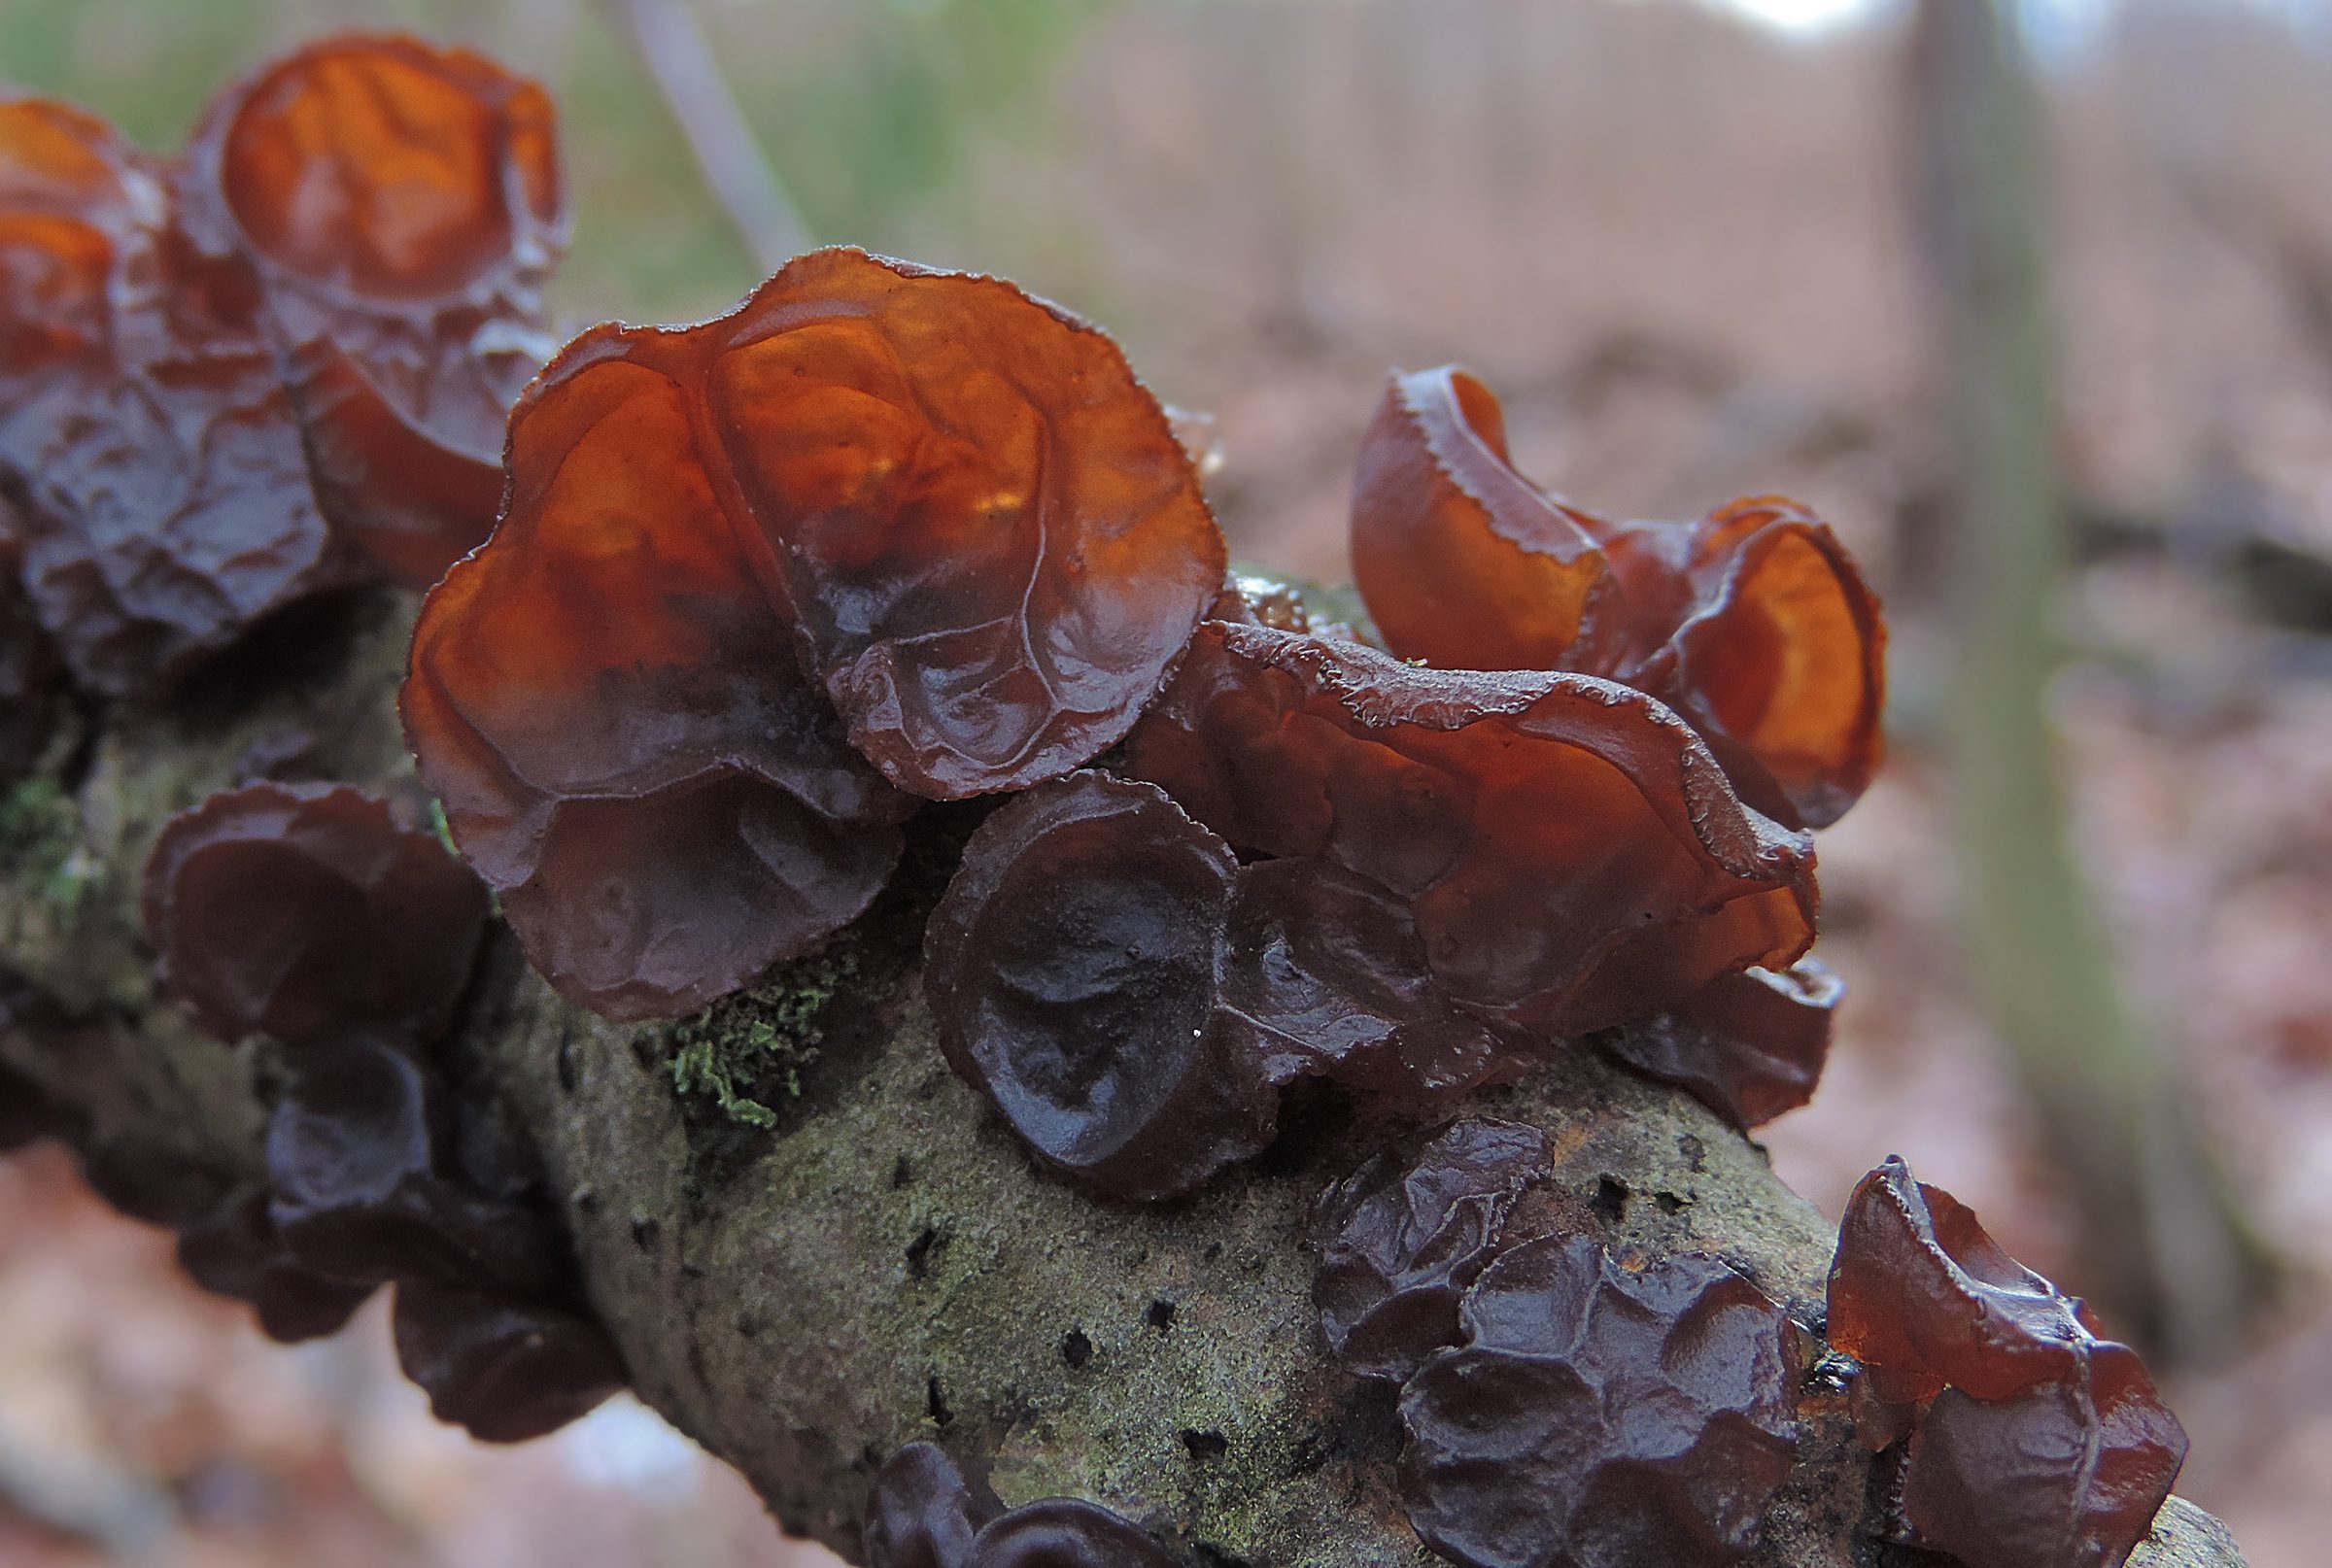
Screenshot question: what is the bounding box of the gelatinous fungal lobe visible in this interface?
[1399,1234,1800,1568]
[1312,1116,1554,1382]
[403,328,914,1022]
[865,1442,1003,1568]
[1213,567,1376,647]
[0,95,351,699]
[1128,622,1819,1037]
[923,771,1279,1202]
[175,1184,374,1344]
[179,35,568,587]
[1592,958,1841,1131]
[392,1279,624,1444]
[965,1499,1181,1568]
[143,781,489,1047]
[1901,1364,2189,1568]
[1350,368,1885,827]
[703,248,1226,799]
[1350,366,1620,675]
[1827,1155,2109,1406]
[1825,1157,2187,1568]
[1221,857,1532,1106]
[264,1030,563,1296]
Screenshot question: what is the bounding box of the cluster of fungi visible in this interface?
[0,30,2192,1568]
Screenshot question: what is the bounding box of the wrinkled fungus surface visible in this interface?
[1312,1116,1553,1382]
[1128,621,1818,1036]
[1400,1235,1800,1568]
[1592,958,1840,1130]
[180,35,567,586]
[1350,367,1884,826]
[1826,1158,2188,1568]
[924,771,1277,1202]
[0,94,352,698]
[143,781,488,1047]
[392,1279,624,1444]
[864,1441,1177,1568]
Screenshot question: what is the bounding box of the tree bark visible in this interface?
[0,593,2246,1566]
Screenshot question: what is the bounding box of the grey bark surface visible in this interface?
[0,591,2245,1566]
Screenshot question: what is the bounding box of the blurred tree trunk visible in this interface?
[1908,0,2272,1363]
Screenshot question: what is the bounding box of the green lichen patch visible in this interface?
[0,774,92,917]
[669,942,863,1130]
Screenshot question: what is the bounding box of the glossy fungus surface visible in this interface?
[703,248,1224,798]
[1828,1156,2106,1405]
[923,771,1278,1201]
[1399,1235,1800,1568]
[1127,621,1819,1036]
[143,781,488,1046]
[965,1499,1180,1568]
[866,1443,1003,1568]
[1312,1116,1552,1382]
[264,1031,562,1295]
[403,329,914,1021]
[0,95,351,698]
[180,35,567,586]
[1825,1158,2188,1568]
[1901,1372,2190,1568]
[1593,959,1840,1130]
[392,1279,624,1443]
[1350,367,1884,826]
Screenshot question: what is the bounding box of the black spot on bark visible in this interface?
[1061,1329,1093,1369]
[1591,1175,1629,1225]
[1145,1298,1177,1332]
[1180,1428,1228,1461]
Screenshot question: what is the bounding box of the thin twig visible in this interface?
[605,0,812,273]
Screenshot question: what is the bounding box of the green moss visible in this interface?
[0,775,91,915]
[669,943,862,1128]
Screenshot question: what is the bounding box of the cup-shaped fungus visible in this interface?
[179,35,567,587]
[865,1442,1003,1568]
[1825,1158,2187,1568]
[1592,958,1842,1131]
[264,1031,563,1296]
[143,781,488,1047]
[1350,367,1884,827]
[699,248,1225,800]
[403,324,916,1021]
[965,1500,1181,1568]
[1312,1117,1556,1383]
[923,771,1279,1202]
[392,1279,625,1443]
[0,95,352,699]
[1398,1235,1801,1568]
[1127,622,1819,1038]
[175,1184,375,1343]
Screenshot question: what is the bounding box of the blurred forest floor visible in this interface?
[4,0,2332,1563]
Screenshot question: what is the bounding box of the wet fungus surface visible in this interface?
[865,1441,1179,1568]
[1591,958,1842,1132]
[1350,367,1885,827]
[1826,1158,2188,1568]
[142,780,488,1048]
[178,34,568,587]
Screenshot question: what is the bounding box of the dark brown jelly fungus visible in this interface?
[0,95,353,699]
[0,509,59,781]
[0,1060,78,1151]
[1828,1155,2111,1407]
[265,1031,562,1296]
[178,35,568,588]
[1399,1234,1800,1568]
[77,1138,239,1229]
[1222,857,1532,1107]
[1592,958,1841,1131]
[966,1499,1181,1568]
[1350,367,1885,828]
[1312,1116,1553,1382]
[401,320,915,1022]
[1900,1364,2188,1568]
[865,1441,1004,1568]
[699,248,1225,800]
[143,781,489,1047]
[1126,621,1819,1038]
[923,771,1279,1202]
[392,1279,624,1444]
[175,1184,374,1344]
